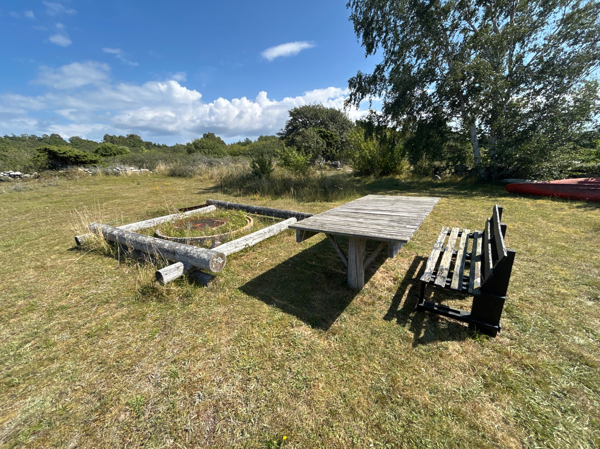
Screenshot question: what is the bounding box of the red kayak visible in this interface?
[506,178,600,202]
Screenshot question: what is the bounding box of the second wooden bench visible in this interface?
[417,205,516,337]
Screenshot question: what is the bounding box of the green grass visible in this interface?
[0,173,599,448]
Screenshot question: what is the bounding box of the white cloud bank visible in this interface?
[261,41,315,61]
[32,62,110,89]
[0,61,373,143]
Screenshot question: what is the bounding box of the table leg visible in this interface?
[348,237,366,290]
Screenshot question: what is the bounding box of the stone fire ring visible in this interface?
[155,215,253,245]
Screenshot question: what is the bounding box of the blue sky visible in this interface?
[0,0,381,144]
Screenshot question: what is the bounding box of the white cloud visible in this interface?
[49,33,72,47]
[261,41,315,61]
[32,62,110,89]
[43,1,77,17]
[9,10,36,20]
[103,48,138,67]
[171,72,187,82]
[1,61,373,143]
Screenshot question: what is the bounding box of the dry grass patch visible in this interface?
[0,174,598,448]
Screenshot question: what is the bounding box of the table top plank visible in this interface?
[290,195,440,243]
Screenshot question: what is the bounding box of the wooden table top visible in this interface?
[289,194,440,243]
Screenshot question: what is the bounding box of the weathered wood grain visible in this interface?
[388,241,403,258]
[469,231,482,295]
[482,219,494,281]
[326,233,348,267]
[492,205,507,259]
[348,237,366,290]
[364,241,387,270]
[420,227,449,283]
[296,229,319,243]
[290,195,439,243]
[434,227,459,287]
[450,229,470,290]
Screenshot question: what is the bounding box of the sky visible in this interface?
[0,0,382,144]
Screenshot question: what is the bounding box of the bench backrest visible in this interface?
[480,205,516,297]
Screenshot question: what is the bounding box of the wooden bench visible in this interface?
[417,205,516,337]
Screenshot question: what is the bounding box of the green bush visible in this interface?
[0,145,36,172]
[226,144,249,157]
[168,162,198,178]
[94,143,130,157]
[33,146,101,169]
[276,146,311,175]
[69,136,99,153]
[221,169,357,202]
[347,128,406,176]
[186,133,228,157]
[250,152,274,179]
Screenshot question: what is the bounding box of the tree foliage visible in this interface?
[69,136,99,153]
[94,142,130,157]
[250,152,274,179]
[186,132,228,157]
[33,146,101,169]
[277,146,311,175]
[279,105,354,160]
[347,0,600,177]
[347,119,407,176]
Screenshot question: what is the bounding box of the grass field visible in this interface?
[0,173,599,448]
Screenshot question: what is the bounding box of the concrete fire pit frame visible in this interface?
[75,200,313,286]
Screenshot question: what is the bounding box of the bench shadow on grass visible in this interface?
[239,237,387,331]
[385,256,472,346]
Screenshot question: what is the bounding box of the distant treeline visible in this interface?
[0,132,283,173]
[2,103,600,179]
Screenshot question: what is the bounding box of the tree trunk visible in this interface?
[88,223,227,272]
[206,199,313,221]
[470,123,481,166]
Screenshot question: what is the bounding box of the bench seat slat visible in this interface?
[451,228,470,290]
[469,231,482,295]
[420,226,449,283]
[434,227,459,287]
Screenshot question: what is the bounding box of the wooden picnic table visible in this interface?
[289,194,440,289]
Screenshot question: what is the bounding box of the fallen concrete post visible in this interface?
[88,223,226,272]
[206,199,313,221]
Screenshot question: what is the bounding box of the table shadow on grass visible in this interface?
[385,256,472,345]
[239,238,387,331]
